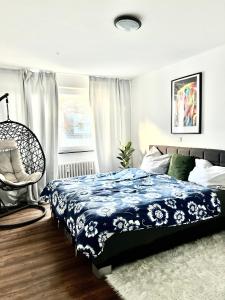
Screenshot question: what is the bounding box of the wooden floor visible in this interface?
[0,205,120,300]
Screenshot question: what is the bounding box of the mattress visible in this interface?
[41,168,221,259]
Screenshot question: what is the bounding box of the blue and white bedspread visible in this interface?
[41,168,221,259]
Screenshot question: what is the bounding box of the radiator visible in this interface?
[57,161,96,179]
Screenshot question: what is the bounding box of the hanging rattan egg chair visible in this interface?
[0,93,46,229]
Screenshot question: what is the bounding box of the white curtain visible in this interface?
[89,76,131,172]
[21,70,58,195]
[0,69,21,122]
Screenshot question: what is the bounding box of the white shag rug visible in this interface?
[106,231,225,300]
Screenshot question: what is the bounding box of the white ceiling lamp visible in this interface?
[114,15,142,32]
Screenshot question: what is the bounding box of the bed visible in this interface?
[41,145,225,277]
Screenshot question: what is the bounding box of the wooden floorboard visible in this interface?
[0,205,120,300]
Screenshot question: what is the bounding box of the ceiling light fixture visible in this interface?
[114,15,142,32]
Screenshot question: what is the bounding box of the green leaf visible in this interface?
[127,141,132,147]
[117,157,123,161]
[117,141,135,168]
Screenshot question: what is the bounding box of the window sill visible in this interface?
[58,150,94,154]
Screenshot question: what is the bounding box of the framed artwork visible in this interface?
[171,72,202,134]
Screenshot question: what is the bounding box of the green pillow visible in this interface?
[167,154,195,181]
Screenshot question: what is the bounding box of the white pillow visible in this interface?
[195,159,213,169]
[140,147,171,174]
[188,159,225,188]
[145,146,162,157]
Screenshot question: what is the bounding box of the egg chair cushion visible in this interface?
[0,187,27,207]
[0,140,42,187]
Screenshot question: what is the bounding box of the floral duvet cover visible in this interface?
[41,168,221,259]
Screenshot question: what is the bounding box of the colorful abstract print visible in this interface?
[175,80,197,128]
[41,168,221,259]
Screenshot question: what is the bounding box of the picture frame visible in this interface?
[171,72,202,134]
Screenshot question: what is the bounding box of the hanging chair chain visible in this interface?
[6,96,10,121]
[0,93,10,120]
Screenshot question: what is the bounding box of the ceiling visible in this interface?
[0,0,225,78]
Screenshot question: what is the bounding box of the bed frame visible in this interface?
[54,145,225,278]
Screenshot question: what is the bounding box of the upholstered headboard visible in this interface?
[149,145,225,167]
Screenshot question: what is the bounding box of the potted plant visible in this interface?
[117,141,135,169]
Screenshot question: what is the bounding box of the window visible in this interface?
[58,85,94,153]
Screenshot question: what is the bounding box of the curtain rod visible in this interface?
[0,65,88,76]
[0,66,54,74]
[0,66,132,80]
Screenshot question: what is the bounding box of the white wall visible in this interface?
[131,44,225,166]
